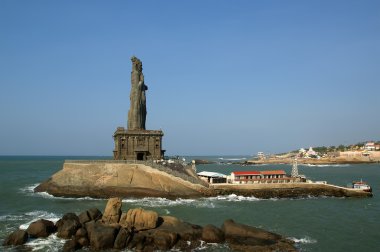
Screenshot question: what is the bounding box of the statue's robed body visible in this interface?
[128,56,148,130]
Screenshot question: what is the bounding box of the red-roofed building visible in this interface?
[261,170,286,176]
[230,170,296,184]
[232,171,261,176]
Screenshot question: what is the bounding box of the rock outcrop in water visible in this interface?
[35,160,372,199]
[2,198,297,251]
[35,161,207,199]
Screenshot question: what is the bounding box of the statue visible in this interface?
[128,56,148,130]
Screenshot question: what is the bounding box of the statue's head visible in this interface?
[131,56,142,71]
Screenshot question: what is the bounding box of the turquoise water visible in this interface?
[0,156,379,251]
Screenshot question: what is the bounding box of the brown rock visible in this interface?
[153,229,178,250]
[87,207,102,221]
[127,232,146,250]
[78,211,91,224]
[75,228,87,238]
[119,208,158,231]
[63,238,81,252]
[2,229,28,246]
[26,219,56,238]
[102,197,122,224]
[77,237,89,247]
[114,228,131,249]
[88,222,119,250]
[222,219,281,243]
[221,219,296,251]
[56,213,81,239]
[202,224,225,243]
[157,216,202,241]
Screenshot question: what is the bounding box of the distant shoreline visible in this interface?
[245,157,380,165]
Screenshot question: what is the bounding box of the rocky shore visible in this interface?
[3,198,297,252]
[34,161,372,199]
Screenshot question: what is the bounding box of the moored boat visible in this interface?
[352,180,372,192]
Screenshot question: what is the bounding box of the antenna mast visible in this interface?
[291,158,299,177]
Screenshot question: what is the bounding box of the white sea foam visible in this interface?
[19,183,40,193]
[121,194,264,209]
[207,194,260,202]
[26,234,65,251]
[20,184,103,201]
[0,214,25,221]
[194,241,229,251]
[289,236,317,244]
[122,197,216,208]
[19,211,60,229]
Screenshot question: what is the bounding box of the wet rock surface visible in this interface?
[2,197,297,251]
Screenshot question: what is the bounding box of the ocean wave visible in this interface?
[19,183,40,193]
[195,240,230,251]
[19,211,60,229]
[207,194,261,202]
[122,194,264,208]
[0,211,60,226]
[20,184,104,201]
[0,214,25,222]
[122,197,215,208]
[289,236,317,244]
[25,234,65,251]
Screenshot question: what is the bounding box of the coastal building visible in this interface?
[113,56,165,161]
[197,171,227,184]
[113,128,164,161]
[364,142,376,151]
[230,170,299,184]
[257,152,265,159]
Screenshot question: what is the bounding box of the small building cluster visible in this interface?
[298,147,319,159]
[197,171,227,184]
[197,169,306,185]
[364,141,380,151]
[230,170,303,184]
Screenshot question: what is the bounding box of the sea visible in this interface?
[0,156,379,252]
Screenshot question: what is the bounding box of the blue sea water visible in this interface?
[0,156,379,251]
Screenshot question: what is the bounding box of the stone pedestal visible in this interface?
[113,127,165,161]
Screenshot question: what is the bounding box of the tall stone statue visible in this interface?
[128,56,148,130]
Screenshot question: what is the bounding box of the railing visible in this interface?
[64,159,204,185]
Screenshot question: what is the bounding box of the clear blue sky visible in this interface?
[1,0,379,156]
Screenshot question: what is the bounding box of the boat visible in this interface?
[352,180,372,192]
